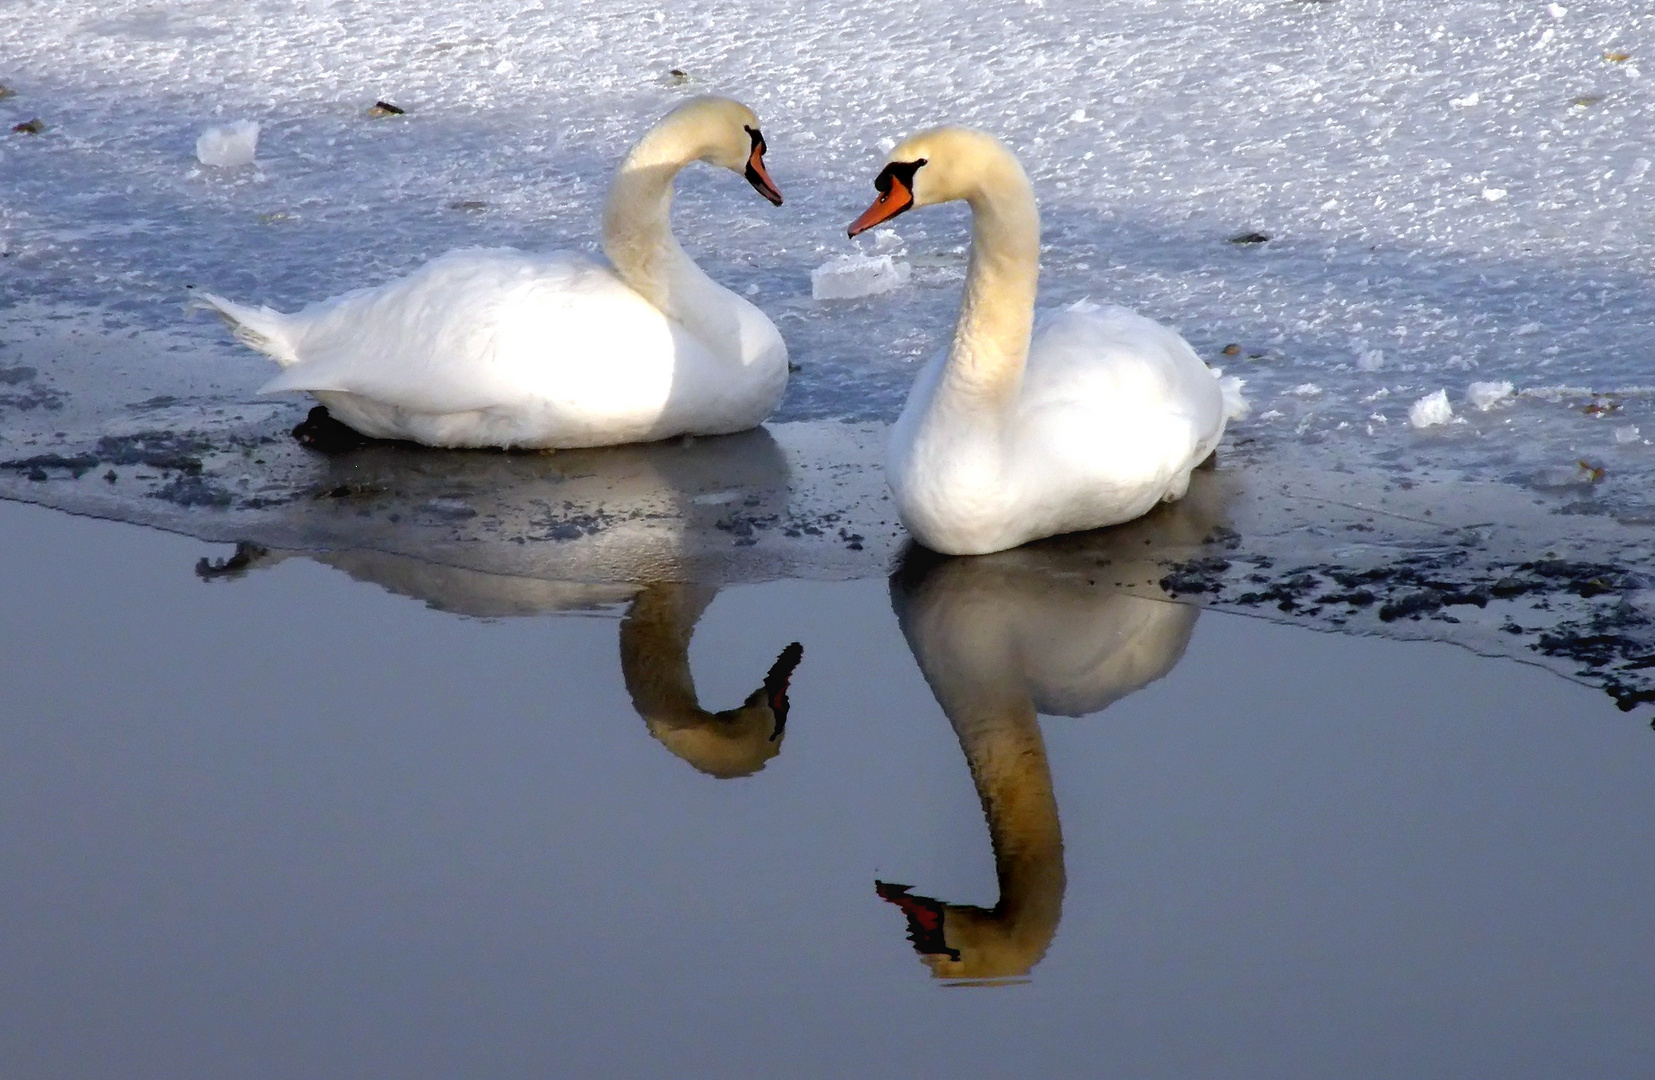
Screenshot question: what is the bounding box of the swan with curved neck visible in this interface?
[199,96,788,450]
[850,128,1246,556]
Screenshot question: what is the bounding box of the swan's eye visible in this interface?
[874,158,926,196]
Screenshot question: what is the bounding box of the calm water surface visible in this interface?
[0,499,1650,1079]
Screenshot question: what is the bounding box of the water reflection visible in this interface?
[187,423,823,593]
[194,430,803,777]
[620,584,801,778]
[880,478,1231,981]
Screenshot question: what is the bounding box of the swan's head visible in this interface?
[657,95,784,206]
[644,641,803,779]
[848,127,1015,236]
[876,882,1057,982]
[646,697,785,779]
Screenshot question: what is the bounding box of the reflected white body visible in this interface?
[214,429,798,778]
[199,98,787,450]
[895,537,1201,726]
[878,128,1246,555]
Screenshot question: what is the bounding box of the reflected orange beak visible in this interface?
[745,143,783,206]
[848,176,914,237]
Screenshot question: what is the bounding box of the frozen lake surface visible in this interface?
[1,499,1651,1079]
[3,11,1655,689]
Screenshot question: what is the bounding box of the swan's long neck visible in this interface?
[602,127,736,355]
[943,159,1042,407]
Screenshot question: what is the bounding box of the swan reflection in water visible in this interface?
[196,429,802,778]
[620,583,800,778]
[879,474,1232,982]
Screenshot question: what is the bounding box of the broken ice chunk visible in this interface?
[1409,389,1454,428]
[196,120,260,167]
[1614,425,1641,444]
[811,253,910,300]
[868,228,905,253]
[1466,380,1515,411]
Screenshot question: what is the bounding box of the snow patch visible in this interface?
[1466,380,1515,411]
[195,120,260,167]
[1409,389,1454,428]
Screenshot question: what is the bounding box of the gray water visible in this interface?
[2,498,1650,1079]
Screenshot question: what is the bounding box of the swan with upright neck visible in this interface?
[849,128,1246,556]
[199,96,788,450]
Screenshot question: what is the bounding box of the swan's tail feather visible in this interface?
[193,291,301,368]
[1210,367,1250,421]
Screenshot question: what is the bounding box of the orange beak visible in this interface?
[848,175,914,237]
[745,142,783,206]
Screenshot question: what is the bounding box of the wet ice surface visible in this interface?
[3,0,1655,707]
[2,499,1652,1079]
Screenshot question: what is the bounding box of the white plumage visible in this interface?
[851,128,1246,556]
[199,97,788,450]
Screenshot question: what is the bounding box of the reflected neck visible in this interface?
[948,698,1066,945]
[618,583,782,780]
[619,583,718,726]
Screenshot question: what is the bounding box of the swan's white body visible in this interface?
[199,98,788,450]
[861,129,1245,556]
